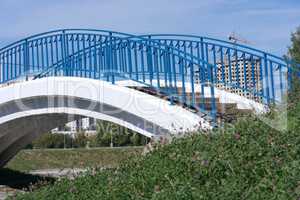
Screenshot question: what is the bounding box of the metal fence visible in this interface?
[0,29,298,122]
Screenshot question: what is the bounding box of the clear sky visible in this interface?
[0,0,299,56]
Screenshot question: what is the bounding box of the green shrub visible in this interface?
[13,107,300,200]
[32,133,73,149]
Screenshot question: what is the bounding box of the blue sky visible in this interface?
[0,0,299,56]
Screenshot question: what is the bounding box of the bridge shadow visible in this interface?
[0,168,55,190]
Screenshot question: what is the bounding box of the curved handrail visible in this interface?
[139,33,290,65]
[0,29,215,70]
[33,34,213,78]
[0,29,292,66]
[0,29,132,52]
[0,29,289,62]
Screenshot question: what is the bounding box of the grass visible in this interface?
[5,147,143,172]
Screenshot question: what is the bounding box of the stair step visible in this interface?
[130,86,251,123]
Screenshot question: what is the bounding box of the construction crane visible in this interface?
[228,32,252,45]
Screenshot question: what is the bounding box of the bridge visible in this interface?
[0,29,298,167]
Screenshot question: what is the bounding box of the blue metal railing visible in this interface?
[0,29,299,123]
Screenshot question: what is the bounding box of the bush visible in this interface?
[94,120,149,147]
[14,106,300,200]
[73,132,88,148]
[31,133,73,149]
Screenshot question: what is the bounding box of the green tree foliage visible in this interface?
[32,133,72,149]
[95,120,149,147]
[73,132,88,148]
[289,26,300,63]
[287,26,300,132]
[29,121,149,149]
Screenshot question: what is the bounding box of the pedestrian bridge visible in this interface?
[0,29,298,167]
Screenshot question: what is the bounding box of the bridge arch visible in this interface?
[0,77,210,167]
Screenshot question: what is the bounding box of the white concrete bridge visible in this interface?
[0,77,213,167]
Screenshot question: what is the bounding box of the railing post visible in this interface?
[200,37,205,111]
[287,63,292,91]
[258,57,264,102]
[24,39,29,80]
[180,58,186,104]
[109,32,115,84]
[269,61,275,102]
[140,44,145,83]
[127,40,133,80]
[61,30,68,76]
[133,42,139,81]
[208,63,216,123]
[189,62,195,107]
[279,64,284,100]
[147,36,153,86]
[263,53,270,104]
[0,53,3,83]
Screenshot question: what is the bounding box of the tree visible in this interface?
[73,132,88,148]
[288,26,300,103]
[286,26,300,132]
[32,133,73,149]
[95,120,149,147]
[130,133,142,146]
[289,26,300,63]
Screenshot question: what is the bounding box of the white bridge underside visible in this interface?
[0,77,266,167]
[0,77,213,167]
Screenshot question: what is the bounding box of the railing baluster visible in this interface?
[45,37,49,69]
[258,58,264,102]
[134,42,139,81]
[279,64,284,100]
[154,48,160,89]
[82,34,87,78]
[24,39,29,80]
[140,44,145,83]
[13,47,18,78]
[170,41,177,90]
[250,55,256,99]
[17,46,21,77]
[109,33,114,83]
[235,49,240,88]
[41,38,45,71]
[208,63,216,122]
[269,61,275,102]
[220,47,225,85]
[127,40,133,79]
[98,36,103,77]
[263,53,270,104]
[10,49,13,79]
[180,58,186,104]
[200,38,206,111]
[0,53,3,83]
[189,42,195,107]
[243,53,247,96]
[227,48,232,86]
[88,35,92,78]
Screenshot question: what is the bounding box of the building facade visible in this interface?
[215,57,262,101]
